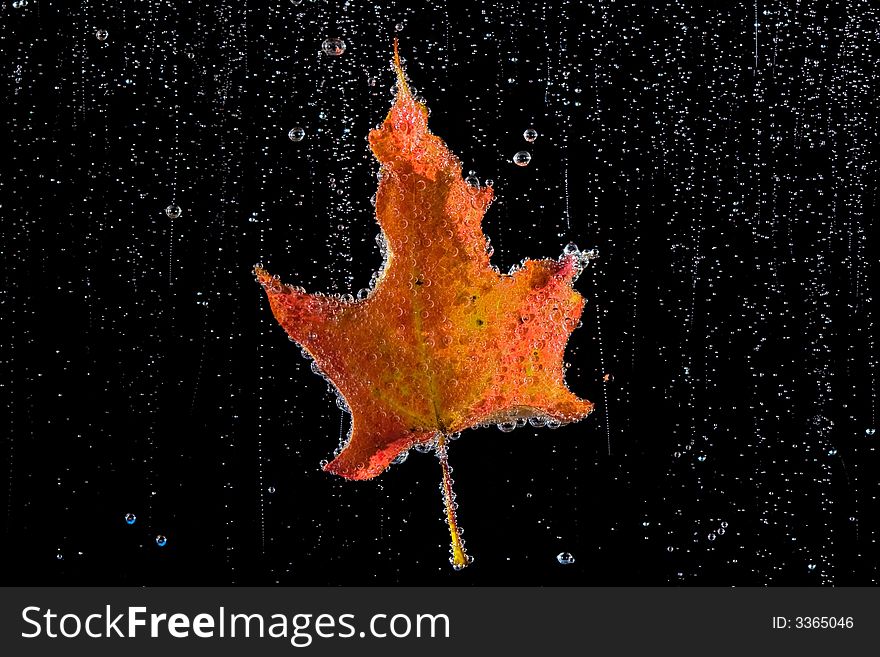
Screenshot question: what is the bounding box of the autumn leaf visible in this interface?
[256,41,594,569]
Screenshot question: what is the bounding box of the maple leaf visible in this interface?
[256,41,594,569]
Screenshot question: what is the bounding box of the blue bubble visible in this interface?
[155,535,167,547]
[124,513,136,525]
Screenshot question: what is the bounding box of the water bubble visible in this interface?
[96,29,109,42]
[124,513,136,525]
[394,21,406,32]
[268,486,276,494]
[708,532,716,541]
[866,428,876,436]
[165,205,182,219]
[523,128,538,142]
[807,563,816,571]
[288,126,305,142]
[528,417,547,427]
[556,551,575,565]
[155,535,168,547]
[563,242,580,255]
[465,174,479,187]
[497,421,517,433]
[392,450,409,465]
[697,454,707,462]
[485,178,494,187]
[322,38,346,56]
[827,448,837,456]
[513,151,532,167]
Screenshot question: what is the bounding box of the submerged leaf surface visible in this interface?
[257,44,593,480]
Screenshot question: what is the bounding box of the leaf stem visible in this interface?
[437,434,471,570]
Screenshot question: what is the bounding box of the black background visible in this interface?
[2,0,878,585]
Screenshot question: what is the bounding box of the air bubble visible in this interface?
[288,126,305,142]
[523,128,538,142]
[513,151,532,166]
[556,551,575,565]
[322,38,346,56]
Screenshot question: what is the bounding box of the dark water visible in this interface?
[2,0,878,585]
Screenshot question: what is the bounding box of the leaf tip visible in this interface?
[253,265,272,286]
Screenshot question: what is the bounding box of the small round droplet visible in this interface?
[465,174,479,188]
[708,532,716,541]
[866,428,876,436]
[165,204,182,219]
[268,486,276,494]
[288,126,305,142]
[124,513,137,525]
[155,535,168,547]
[497,421,517,433]
[556,551,575,565]
[513,150,532,167]
[807,563,816,571]
[322,38,346,56]
[563,241,580,255]
[523,128,538,142]
[395,21,405,32]
[96,29,109,42]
